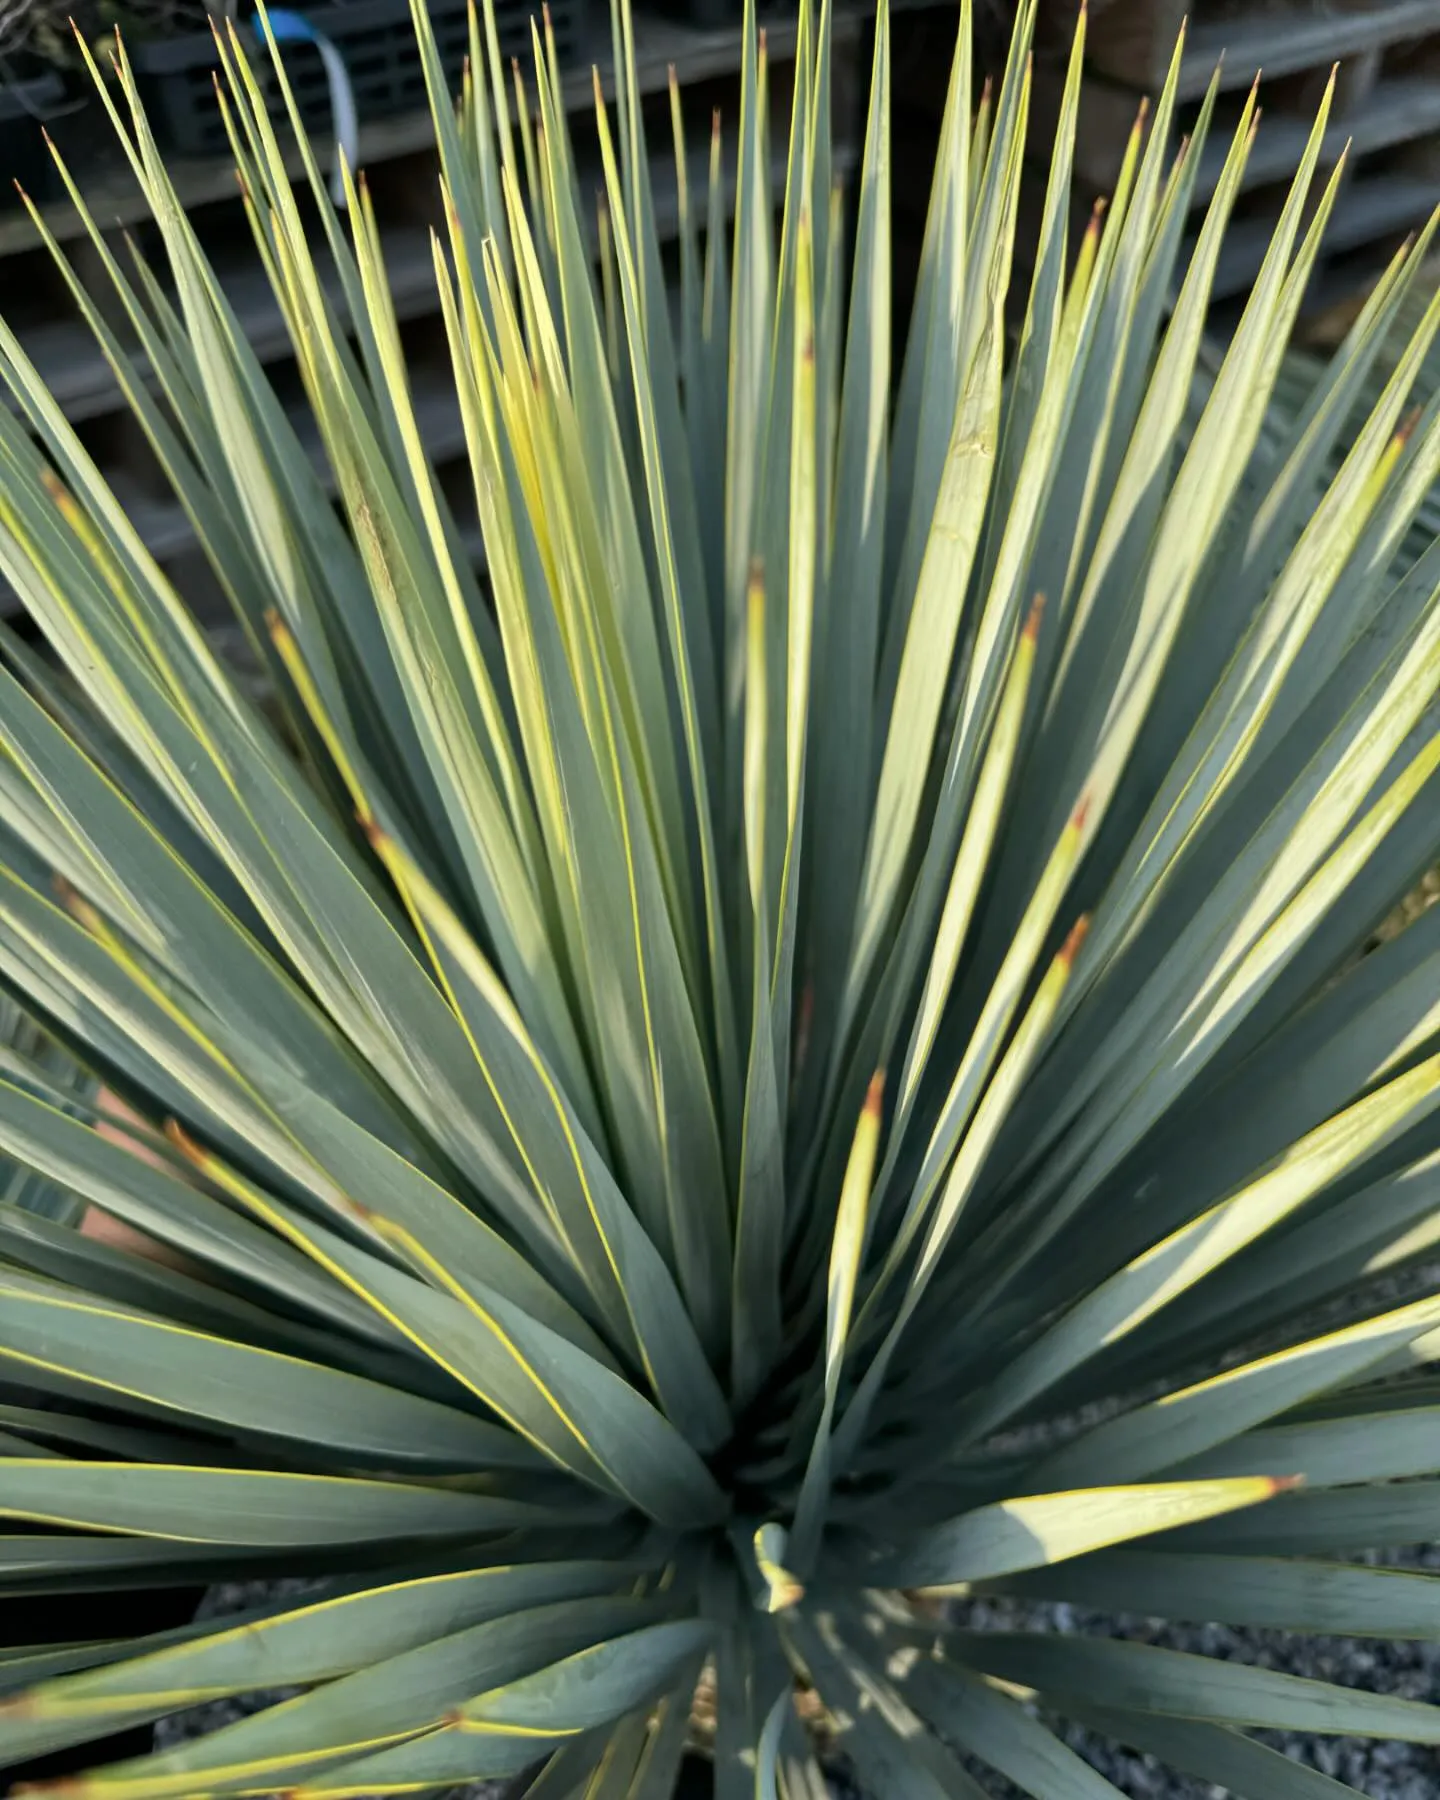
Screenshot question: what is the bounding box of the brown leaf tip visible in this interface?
[864,1069,887,1119]
[264,606,297,652]
[1397,406,1423,448]
[1070,791,1093,835]
[163,1116,203,1162]
[1058,914,1091,967]
[1269,1473,1306,1495]
[1023,593,1045,643]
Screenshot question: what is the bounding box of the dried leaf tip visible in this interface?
[163,1116,204,1163]
[1268,1473,1307,1495]
[863,1069,887,1119]
[52,874,99,932]
[1023,593,1046,643]
[263,605,294,648]
[1058,914,1091,967]
[1396,405,1423,448]
[1069,790,1093,836]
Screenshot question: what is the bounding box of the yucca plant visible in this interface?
[4,0,1440,1790]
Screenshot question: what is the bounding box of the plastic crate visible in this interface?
[0,69,66,205]
[130,0,588,162]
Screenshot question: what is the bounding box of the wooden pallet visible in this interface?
[1037,16,1440,190]
[1076,0,1440,99]
[1029,0,1440,321]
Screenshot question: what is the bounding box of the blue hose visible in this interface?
[255,7,358,208]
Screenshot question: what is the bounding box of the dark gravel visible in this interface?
[956,1553,1440,1800]
[154,1563,1440,1799]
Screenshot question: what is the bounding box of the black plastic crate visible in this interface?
[0,69,66,205]
[131,0,588,162]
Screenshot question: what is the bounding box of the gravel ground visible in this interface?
[156,1564,1440,1799]
[155,1242,1440,1798]
[955,1556,1440,1800]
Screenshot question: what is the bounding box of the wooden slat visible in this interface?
[11,223,438,424]
[1034,50,1440,211]
[0,1,871,258]
[1193,72,1440,203]
[1089,0,1440,98]
[1206,166,1439,303]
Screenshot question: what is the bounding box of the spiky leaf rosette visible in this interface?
[3,0,1440,1793]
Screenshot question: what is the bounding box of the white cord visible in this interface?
[256,8,358,208]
